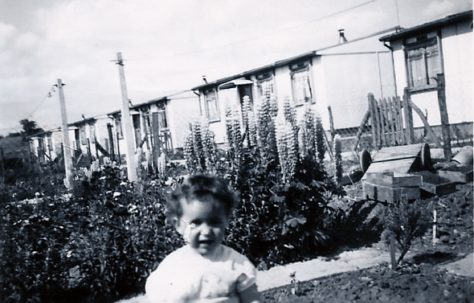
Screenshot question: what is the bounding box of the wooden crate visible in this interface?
[414,171,456,196]
[363,181,420,203]
[365,172,422,187]
[437,166,473,184]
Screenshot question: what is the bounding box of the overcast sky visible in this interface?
[0,0,471,135]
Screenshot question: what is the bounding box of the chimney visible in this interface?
[338,29,348,44]
[202,75,208,84]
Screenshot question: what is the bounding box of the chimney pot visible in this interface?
[338,28,348,44]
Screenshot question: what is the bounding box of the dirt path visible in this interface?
[441,253,474,277]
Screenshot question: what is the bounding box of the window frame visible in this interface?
[256,70,275,100]
[404,32,443,93]
[203,89,220,122]
[289,60,314,106]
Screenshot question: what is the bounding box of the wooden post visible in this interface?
[402,88,414,144]
[368,94,377,149]
[436,74,452,160]
[371,94,382,149]
[390,234,397,270]
[432,208,437,245]
[56,79,73,189]
[151,112,161,172]
[116,52,138,182]
[387,98,396,146]
[395,97,404,145]
[408,100,442,147]
[376,98,385,147]
[390,97,399,145]
[106,123,116,161]
[327,106,336,142]
[380,98,388,146]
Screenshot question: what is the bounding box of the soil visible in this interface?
[262,182,474,302]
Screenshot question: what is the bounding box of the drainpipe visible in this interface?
[376,51,384,98]
[383,42,398,97]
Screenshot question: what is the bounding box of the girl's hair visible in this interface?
[165,175,237,223]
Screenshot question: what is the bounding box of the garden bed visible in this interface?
[262,261,473,302]
[262,182,473,302]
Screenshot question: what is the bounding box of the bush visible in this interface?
[381,199,431,267]
[184,97,345,268]
[0,163,183,302]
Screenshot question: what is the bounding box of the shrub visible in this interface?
[381,199,431,267]
[184,96,344,267]
[0,163,183,302]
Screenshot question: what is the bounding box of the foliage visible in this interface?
[0,162,183,303]
[20,119,44,139]
[381,199,431,267]
[184,95,344,267]
[315,115,326,164]
[184,119,218,174]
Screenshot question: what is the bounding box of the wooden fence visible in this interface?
[354,88,441,151]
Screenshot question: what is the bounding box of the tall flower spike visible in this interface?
[315,114,326,164]
[225,106,234,152]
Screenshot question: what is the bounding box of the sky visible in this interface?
[0,0,471,135]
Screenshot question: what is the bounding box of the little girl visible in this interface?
[145,175,261,303]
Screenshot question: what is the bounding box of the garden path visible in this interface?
[117,247,473,303]
[117,245,390,303]
[441,253,474,277]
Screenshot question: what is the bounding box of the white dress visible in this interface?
[145,244,257,303]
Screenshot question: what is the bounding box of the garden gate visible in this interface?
[354,88,441,151]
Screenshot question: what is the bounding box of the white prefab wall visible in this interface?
[391,20,473,127]
[317,52,395,129]
[441,21,473,124]
[166,93,201,148]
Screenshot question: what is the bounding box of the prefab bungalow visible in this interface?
[107,90,201,161]
[191,28,398,144]
[379,10,473,128]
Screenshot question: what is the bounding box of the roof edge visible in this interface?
[380,10,473,42]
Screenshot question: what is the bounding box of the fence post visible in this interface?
[368,94,377,149]
[151,112,161,172]
[436,73,452,160]
[402,88,414,144]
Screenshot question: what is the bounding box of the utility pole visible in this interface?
[115,52,138,182]
[56,79,73,189]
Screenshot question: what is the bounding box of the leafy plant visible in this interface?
[381,199,431,267]
[0,163,183,302]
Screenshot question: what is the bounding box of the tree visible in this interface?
[19,119,43,137]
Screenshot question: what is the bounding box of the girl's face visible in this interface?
[176,197,229,256]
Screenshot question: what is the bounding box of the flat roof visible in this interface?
[380,10,473,42]
[192,27,398,91]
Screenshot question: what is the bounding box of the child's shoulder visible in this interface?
[161,245,193,263]
[220,245,252,264]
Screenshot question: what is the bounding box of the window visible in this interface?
[256,71,275,99]
[132,113,141,147]
[405,35,442,91]
[79,125,87,145]
[115,117,123,139]
[157,110,168,129]
[290,61,313,106]
[89,124,96,143]
[204,89,220,121]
